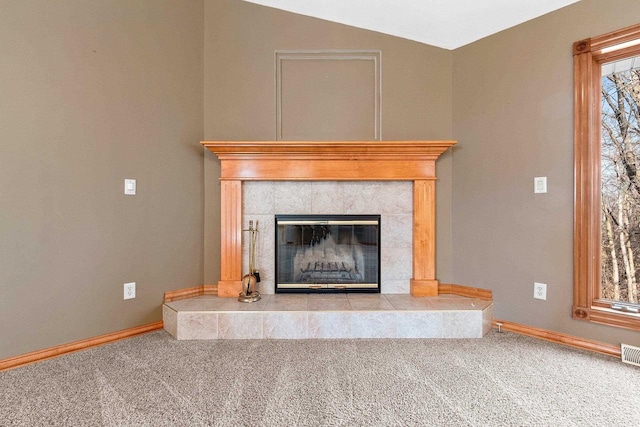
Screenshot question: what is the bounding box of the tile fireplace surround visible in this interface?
[245,181,412,294]
[201,140,456,298]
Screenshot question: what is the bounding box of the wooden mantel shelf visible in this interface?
[201,140,456,181]
[201,140,456,297]
[202,140,456,157]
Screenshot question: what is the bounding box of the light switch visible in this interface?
[534,177,547,194]
[124,179,136,195]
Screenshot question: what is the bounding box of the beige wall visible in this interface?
[5,0,637,360]
[204,0,454,286]
[452,0,640,346]
[0,0,204,359]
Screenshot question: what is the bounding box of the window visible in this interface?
[574,23,640,331]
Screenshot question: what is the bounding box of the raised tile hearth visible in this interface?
[163,294,493,340]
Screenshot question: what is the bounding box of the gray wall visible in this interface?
[452,0,640,346]
[204,0,454,286]
[0,0,204,359]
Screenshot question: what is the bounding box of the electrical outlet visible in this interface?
[124,282,136,299]
[534,282,547,300]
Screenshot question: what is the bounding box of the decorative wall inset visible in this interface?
[276,50,382,141]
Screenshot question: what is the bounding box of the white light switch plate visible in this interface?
[124,179,136,195]
[534,177,547,193]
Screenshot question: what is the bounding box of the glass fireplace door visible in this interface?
[275,215,381,293]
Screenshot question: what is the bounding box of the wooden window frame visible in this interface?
[573,23,640,331]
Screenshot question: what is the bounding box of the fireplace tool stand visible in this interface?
[239,219,261,303]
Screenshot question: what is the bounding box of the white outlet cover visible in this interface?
[534,177,547,193]
[124,282,136,299]
[124,179,136,195]
[534,282,547,300]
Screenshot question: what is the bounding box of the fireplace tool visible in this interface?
[239,219,261,303]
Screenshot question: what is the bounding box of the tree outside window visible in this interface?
[601,56,640,304]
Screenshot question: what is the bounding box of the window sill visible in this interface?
[574,305,640,332]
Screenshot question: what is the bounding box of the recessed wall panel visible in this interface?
[276,50,381,140]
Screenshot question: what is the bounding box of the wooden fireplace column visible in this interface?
[218,180,243,297]
[202,140,456,298]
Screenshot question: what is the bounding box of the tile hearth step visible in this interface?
[163,294,493,340]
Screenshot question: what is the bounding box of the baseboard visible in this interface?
[203,284,218,295]
[493,319,621,358]
[164,284,218,302]
[164,285,205,302]
[0,321,164,372]
[439,283,493,301]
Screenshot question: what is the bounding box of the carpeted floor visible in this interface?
[1,330,638,426]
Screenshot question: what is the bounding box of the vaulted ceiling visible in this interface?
[243,0,581,50]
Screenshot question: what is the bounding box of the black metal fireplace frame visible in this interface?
[274,214,381,294]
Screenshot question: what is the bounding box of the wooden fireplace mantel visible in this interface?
[201,140,456,297]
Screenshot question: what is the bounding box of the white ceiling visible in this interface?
[243,0,580,50]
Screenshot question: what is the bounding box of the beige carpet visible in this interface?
[1,331,638,426]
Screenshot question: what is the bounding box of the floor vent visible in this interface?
[621,344,640,367]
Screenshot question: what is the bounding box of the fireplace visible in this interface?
[275,215,381,293]
[201,140,456,298]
